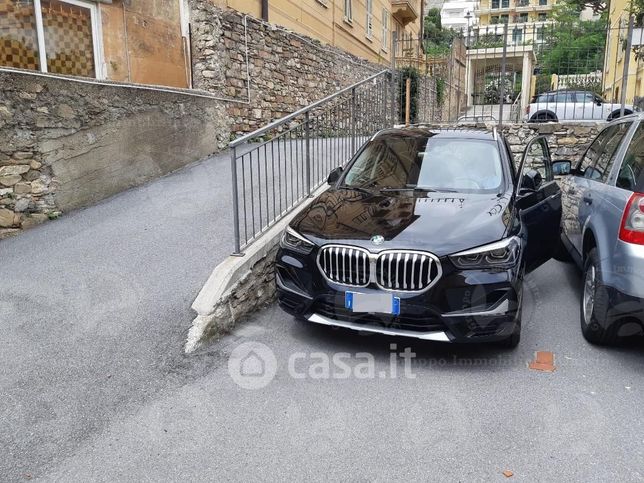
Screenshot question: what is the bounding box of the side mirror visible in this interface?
[552,160,571,176]
[520,169,542,193]
[596,100,602,107]
[327,167,343,185]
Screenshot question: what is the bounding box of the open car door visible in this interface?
[514,136,563,272]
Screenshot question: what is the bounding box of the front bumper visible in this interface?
[275,247,523,343]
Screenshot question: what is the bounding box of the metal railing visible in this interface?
[229,70,397,254]
[396,19,644,126]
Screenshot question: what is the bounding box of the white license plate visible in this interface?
[345,292,400,315]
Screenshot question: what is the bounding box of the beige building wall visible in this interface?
[475,0,557,45]
[603,0,644,104]
[212,0,422,64]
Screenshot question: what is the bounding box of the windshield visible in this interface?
[342,133,504,194]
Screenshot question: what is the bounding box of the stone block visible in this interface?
[0,208,14,227]
[0,165,30,176]
[0,175,21,187]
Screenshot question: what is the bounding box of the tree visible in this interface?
[537,4,607,75]
[562,0,606,14]
[423,8,456,55]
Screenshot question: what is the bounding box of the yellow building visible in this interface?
[0,0,190,87]
[474,0,557,45]
[212,0,423,64]
[603,0,644,105]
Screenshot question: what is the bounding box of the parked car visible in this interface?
[275,128,563,348]
[525,90,635,123]
[554,113,644,344]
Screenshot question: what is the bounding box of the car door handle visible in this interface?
[583,195,593,205]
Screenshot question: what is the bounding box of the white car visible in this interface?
[525,90,635,122]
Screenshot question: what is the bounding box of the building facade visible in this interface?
[474,0,557,46]
[212,0,422,65]
[0,0,191,87]
[440,0,478,32]
[602,0,644,105]
[0,0,422,89]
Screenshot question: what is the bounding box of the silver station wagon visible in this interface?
[554,114,644,344]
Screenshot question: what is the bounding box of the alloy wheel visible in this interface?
[583,265,596,326]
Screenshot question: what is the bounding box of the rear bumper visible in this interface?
[276,248,523,343]
[605,285,644,326]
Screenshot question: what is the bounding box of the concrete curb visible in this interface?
[185,185,327,353]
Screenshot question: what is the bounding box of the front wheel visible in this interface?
[580,248,618,345]
[529,112,557,123]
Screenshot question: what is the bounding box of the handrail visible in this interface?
[510,90,522,122]
[229,69,390,148]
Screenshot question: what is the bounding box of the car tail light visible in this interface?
[619,192,644,245]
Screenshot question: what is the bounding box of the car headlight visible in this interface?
[280,226,315,254]
[449,236,521,270]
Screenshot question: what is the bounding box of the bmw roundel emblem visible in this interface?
[371,235,385,245]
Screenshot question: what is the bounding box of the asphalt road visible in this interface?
[2,150,644,481]
[0,151,236,481]
[6,255,644,480]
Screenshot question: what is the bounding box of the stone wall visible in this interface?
[0,70,229,239]
[189,0,384,135]
[501,122,604,164]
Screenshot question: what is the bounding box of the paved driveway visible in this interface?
[1,152,236,481]
[2,147,644,481]
[4,229,644,481]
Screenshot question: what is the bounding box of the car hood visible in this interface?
[292,188,515,256]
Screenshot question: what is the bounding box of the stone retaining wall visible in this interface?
[189,0,384,136]
[502,122,603,164]
[0,70,229,240]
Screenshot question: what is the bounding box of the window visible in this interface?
[538,12,547,21]
[594,122,632,182]
[343,136,504,194]
[492,0,509,8]
[553,92,574,102]
[536,27,545,41]
[344,0,352,22]
[579,128,612,176]
[579,123,632,181]
[0,0,102,78]
[617,124,644,191]
[512,28,523,43]
[522,138,550,182]
[539,0,547,5]
[516,13,528,23]
[381,9,389,51]
[365,0,373,38]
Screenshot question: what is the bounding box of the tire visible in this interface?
[530,112,557,123]
[580,248,618,345]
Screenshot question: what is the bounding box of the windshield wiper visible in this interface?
[379,186,438,193]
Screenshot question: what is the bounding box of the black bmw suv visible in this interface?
[275,128,562,348]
